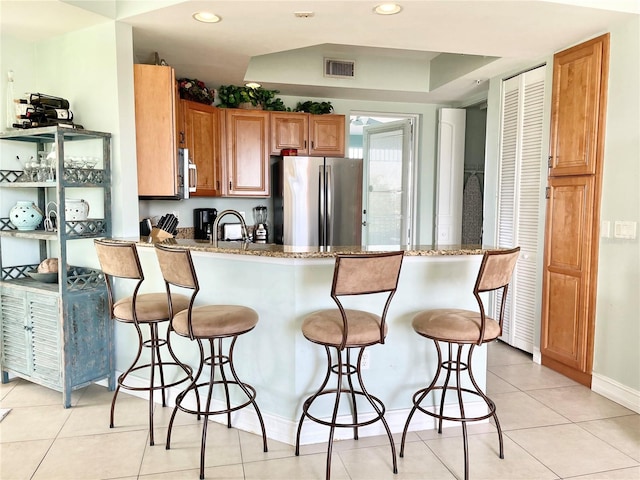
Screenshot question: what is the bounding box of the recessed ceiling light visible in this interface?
[374,3,402,15]
[192,11,221,23]
[245,82,261,89]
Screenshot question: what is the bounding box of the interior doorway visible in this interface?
[462,103,487,244]
[349,113,418,245]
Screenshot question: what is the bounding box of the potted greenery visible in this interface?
[294,101,334,114]
[217,85,288,111]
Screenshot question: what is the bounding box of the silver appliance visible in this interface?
[253,205,268,243]
[179,148,197,199]
[273,156,363,247]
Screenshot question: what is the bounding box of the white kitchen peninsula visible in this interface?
[110,238,490,445]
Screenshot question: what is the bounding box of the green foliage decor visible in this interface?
[217,85,288,111]
[294,101,334,115]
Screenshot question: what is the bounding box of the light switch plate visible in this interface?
[614,221,637,239]
[601,220,611,238]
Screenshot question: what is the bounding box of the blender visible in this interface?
[253,205,268,243]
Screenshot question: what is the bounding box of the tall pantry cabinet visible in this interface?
[540,34,610,387]
[0,126,115,407]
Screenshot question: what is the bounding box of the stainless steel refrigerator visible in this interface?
[273,156,363,247]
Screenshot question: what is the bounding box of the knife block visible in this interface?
[150,227,173,240]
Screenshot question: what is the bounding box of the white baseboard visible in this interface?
[591,373,640,414]
[96,373,488,445]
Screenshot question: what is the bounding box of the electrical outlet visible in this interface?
[361,350,370,370]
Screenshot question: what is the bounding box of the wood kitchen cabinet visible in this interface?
[134,64,182,198]
[270,112,309,155]
[270,112,345,157]
[223,108,270,197]
[309,114,345,157]
[541,34,609,387]
[183,100,222,197]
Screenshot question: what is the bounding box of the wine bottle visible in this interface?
[20,106,73,121]
[28,93,70,110]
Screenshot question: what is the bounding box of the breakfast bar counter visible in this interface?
[128,236,488,257]
[108,237,493,445]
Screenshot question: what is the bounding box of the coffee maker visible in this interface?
[193,208,217,240]
[253,205,268,243]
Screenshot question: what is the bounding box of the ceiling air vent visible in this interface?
[324,58,355,79]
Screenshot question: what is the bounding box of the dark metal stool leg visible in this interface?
[354,348,397,474]
[167,335,267,480]
[167,338,205,450]
[110,322,144,429]
[296,345,397,479]
[227,337,268,453]
[295,346,333,455]
[401,340,504,480]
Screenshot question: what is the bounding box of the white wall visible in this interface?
[593,16,640,400]
[1,22,139,237]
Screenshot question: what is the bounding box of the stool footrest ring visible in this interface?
[175,380,258,417]
[117,362,193,392]
[301,388,387,429]
[410,385,497,423]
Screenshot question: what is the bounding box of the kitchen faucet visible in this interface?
[211,209,249,246]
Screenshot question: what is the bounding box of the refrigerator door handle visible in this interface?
[319,165,325,246]
[325,164,333,246]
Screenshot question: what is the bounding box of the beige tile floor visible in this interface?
[1,341,639,479]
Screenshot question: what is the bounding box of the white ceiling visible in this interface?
[1,0,638,104]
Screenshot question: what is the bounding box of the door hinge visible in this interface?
[548,156,553,168]
[545,187,551,199]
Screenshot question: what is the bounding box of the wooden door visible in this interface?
[184,100,221,196]
[541,34,609,386]
[224,109,270,196]
[309,114,345,157]
[270,112,309,155]
[549,38,606,177]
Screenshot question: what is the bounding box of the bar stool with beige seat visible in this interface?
[295,251,404,480]
[399,247,520,480]
[94,239,193,446]
[154,243,268,480]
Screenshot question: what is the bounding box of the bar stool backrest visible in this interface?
[154,244,200,339]
[94,239,143,280]
[94,239,145,321]
[331,251,404,349]
[332,252,404,296]
[472,247,520,345]
[154,244,199,291]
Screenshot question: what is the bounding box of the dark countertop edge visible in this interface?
[105,237,492,258]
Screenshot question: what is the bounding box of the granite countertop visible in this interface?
[115,236,489,258]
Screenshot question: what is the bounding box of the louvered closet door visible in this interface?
[496,65,546,353]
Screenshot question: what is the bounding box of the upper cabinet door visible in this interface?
[549,35,609,176]
[224,109,270,197]
[184,100,222,197]
[309,115,345,157]
[270,112,309,155]
[134,64,178,197]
